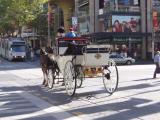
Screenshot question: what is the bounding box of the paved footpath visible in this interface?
[0,71,82,120]
[0,60,160,120]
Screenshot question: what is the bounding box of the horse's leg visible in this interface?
[42,68,47,85]
[42,72,45,85]
[44,68,48,87]
[41,67,45,85]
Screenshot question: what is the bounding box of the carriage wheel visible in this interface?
[76,66,84,88]
[64,61,76,96]
[48,68,56,89]
[103,61,119,94]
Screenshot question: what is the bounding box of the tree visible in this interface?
[0,0,48,36]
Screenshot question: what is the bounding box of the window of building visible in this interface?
[103,0,140,12]
[99,0,104,9]
[78,1,90,34]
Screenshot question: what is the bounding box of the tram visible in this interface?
[0,37,26,61]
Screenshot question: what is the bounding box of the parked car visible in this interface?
[109,54,135,65]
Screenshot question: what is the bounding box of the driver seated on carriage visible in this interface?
[64,40,78,55]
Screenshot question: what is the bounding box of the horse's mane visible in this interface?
[40,46,55,66]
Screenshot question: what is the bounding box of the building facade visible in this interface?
[152,0,160,53]
[75,0,156,60]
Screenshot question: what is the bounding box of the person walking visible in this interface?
[153,51,160,78]
[30,48,35,61]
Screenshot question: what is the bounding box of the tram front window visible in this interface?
[11,45,26,52]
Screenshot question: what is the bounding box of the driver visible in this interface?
[64,40,77,55]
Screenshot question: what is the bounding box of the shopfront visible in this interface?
[155,32,160,51]
[113,37,142,58]
[97,0,148,59]
[92,32,144,59]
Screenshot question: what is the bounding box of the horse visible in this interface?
[40,46,55,86]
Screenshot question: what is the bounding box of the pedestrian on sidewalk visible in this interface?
[30,48,35,61]
[153,51,160,78]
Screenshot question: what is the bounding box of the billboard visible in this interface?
[152,0,160,32]
[112,15,141,32]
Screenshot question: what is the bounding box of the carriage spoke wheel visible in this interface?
[103,61,119,94]
[76,66,84,88]
[64,61,76,96]
[48,68,56,89]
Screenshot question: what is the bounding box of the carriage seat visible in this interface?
[83,47,110,53]
[64,44,86,56]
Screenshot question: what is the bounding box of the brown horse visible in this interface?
[40,46,54,86]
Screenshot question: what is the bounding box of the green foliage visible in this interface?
[0,0,47,35]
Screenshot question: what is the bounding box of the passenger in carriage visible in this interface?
[65,27,77,38]
[56,27,65,38]
[55,27,65,53]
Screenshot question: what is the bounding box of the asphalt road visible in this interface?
[0,58,160,120]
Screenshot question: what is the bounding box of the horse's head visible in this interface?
[40,47,46,55]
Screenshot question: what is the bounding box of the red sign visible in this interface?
[153,11,159,32]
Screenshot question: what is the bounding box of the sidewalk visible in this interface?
[134,59,154,65]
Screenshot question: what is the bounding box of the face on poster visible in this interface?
[112,15,141,32]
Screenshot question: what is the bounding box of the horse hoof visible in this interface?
[61,83,65,86]
[42,80,46,85]
[44,83,48,87]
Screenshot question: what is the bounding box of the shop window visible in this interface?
[78,3,90,34]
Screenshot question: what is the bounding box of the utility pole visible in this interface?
[48,0,51,46]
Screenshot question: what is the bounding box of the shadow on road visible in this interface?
[0,57,40,71]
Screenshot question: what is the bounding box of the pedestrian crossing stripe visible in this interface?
[41,96,49,100]
[72,112,84,116]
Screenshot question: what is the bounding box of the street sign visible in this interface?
[72,17,78,31]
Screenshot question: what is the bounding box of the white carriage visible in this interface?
[47,37,119,96]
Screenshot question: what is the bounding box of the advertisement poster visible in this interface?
[112,15,141,32]
[152,0,160,32]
